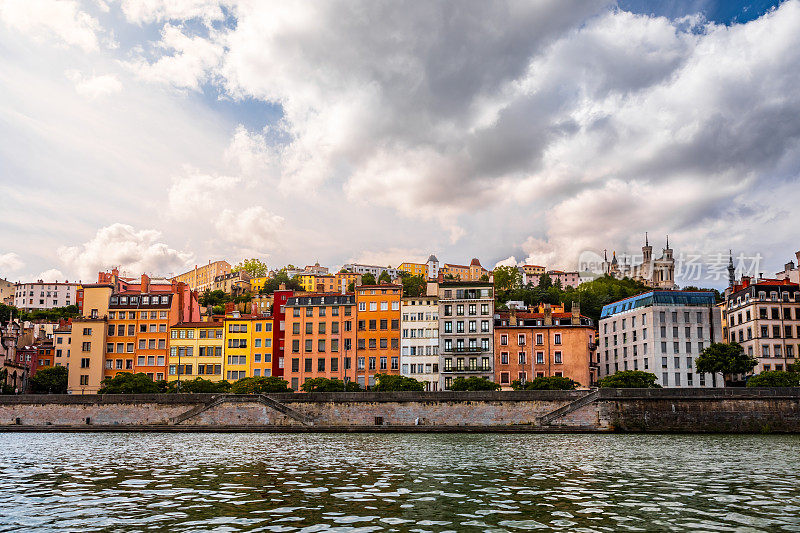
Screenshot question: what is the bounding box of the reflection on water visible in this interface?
[0,433,799,531]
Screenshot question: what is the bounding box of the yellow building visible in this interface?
[334,272,362,291]
[172,260,231,292]
[168,321,224,382]
[298,274,339,293]
[67,284,112,394]
[521,264,546,276]
[223,314,274,380]
[399,262,427,278]
[250,277,270,294]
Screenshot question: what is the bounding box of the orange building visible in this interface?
[493,303,598,389]
[442,259,488,281]
[98,269,201,382]
[284,293,356,390]
[355,284,402,388]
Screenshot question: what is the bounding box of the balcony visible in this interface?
[444,346,485,354]
[442,366,492,373]
[588,342,598,350]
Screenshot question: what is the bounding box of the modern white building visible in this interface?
[400,296,439,390]
[341,263,401,279]
[598,291,723,387]
[426,254,439,280]
[13,281,78,311]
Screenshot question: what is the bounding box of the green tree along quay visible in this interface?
[449,377,500,391]
[28,366,68,394]
[361,273,376,286]
[234,258,269,278]
[493,265,522,293]
[99,373,160,394]
[372,374,425,391]
[511,376,578,390]
[161,377,231,393]
[399,273,426,297]
[230,376,292,394]
[301,378,347,392]
[695,342,757,385]
[746,371,800,387]
[598,370,661,388]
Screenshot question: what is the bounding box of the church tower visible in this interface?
[728,250,736,288]
[641,232,653,280]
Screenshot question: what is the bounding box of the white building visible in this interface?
[775,251,800,284]
[13,281,78,311]
[400,296,440,390]
[342,263,401,279]
[426,254,439,280]
[598,290,723,387]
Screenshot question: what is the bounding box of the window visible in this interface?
[554,351,562,364]
[553,333,562,345]
[80,358,90,368]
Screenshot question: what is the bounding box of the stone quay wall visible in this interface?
[0,388,798,433]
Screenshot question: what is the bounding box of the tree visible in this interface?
[681,286,723,303]
[449,377,500,391]
[361,273,376,285]
[479,274,490,282]
[695,342,757,385]
[258,271,303,294]
[199,289,231,307]
[378,270,392,283]
[234,258,268,278]
[301,378,346,392]
[493,266,522,293]
[99,373,160,394]
[537,272,553,289]
[598,370,661,388]
[230,376,292,394]
[175,378,231,393]
[29,366,68,394]
[373,374,425,391]
[512,376,578,390]
[401,275,426,297]
[746,371,800,387]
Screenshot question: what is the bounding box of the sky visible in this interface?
[0,0,798,289]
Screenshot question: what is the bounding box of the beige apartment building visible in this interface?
[172,261,231,292]
[725,277,800,374]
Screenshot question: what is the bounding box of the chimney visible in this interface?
[742,276,751,288]
[141,274,150,293]
[544,303,553,325]
[224,302,235,314]
[509,309,517,326]
[279,283,286,291]
[251,302,258,315]
[571,301,580,321]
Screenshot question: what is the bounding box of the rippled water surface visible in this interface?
[1,433,799,532]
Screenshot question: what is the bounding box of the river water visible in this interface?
[0,433,798,532]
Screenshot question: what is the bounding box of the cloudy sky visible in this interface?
[1,0,798,288]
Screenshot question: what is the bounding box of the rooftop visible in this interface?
[600,290,716,318]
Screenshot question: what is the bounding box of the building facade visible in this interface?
[725,277,799,374]
[775,251,800,284]
[438,281,494,389]
[213,271,252,295]
[271,289,294,377]
[0,278,14,305]
[285,293,356,391]
[14,281,78,311]
[400,296,439,390]
[355,284,402,388]
[398,262,427,278]
[494,304,596,390]
[172,260,231,292]
[168,322,224,382]
[341,263,400,280]
[599,291,723,387]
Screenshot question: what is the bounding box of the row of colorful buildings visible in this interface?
[3,248,799,393]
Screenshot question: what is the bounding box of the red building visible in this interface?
[271,288,294,377]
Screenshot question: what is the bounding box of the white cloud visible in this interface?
[0,0,103,52]
[167,170,241,219]
[215,206,284,251]
[125,23,225,91]
[66,70,122,98]
[0,252,24,272]
[57,223,194,281]
[36,268,66,282]
[117,0,231,25]
[494,256,519,268]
